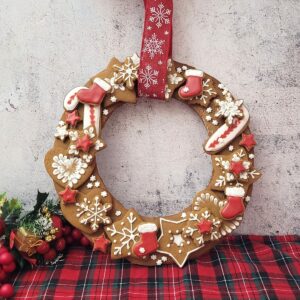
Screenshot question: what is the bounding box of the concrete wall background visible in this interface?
[0,0,299,234]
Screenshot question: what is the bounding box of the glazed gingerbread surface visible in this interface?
[44,56,261,267]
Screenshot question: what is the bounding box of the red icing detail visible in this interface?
[239,133,256,151]
[197,219,213,234]
[179,75,203,99]
[67,94,76,105]
[89,105,95,126]
[230,160,246,176]
[93,234,111,253]
[59,186,78,204]
[208,119,240,149]
[132,231,158,257]
[77,83,107,105]
[221,196,245,219]
[66,110,81,127]
[138,0,173,99]
[76,134,93,152]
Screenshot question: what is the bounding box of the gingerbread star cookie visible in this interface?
[157,217,202,268]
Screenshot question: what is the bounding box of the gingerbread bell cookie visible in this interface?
[44,0,261,267]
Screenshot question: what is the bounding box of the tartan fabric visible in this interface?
[11,235,300,300]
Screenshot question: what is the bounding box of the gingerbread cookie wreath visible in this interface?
[44,0,261,268]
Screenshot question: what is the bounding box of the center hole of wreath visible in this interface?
[97,98,212,217]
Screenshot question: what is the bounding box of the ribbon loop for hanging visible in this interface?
[138,0,173,99]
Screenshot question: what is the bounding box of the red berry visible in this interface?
[0,218,5,236]
[0,247,8,255]
[0,283,14,298]
[0,269,7,282]
[55,228,63,239]
[43,249,57,262]
[51,216,63,239]
[36,241,50,255]
[71,229,82,240]
[2,261,16,273]
[55,238,66,252]
[62,226,72,236]
[51,215,63,228]
[65,236,73,245]
[0,252,14,265]
[80,236,91,247]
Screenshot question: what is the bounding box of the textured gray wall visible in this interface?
[0,0,299,234]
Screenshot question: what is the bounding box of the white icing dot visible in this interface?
[103,109,109,116]
[206,107,212,113]
[151,254,157,260]
[228,145,234,151]
[101,191,108,197]
[115,210,122,217]
[206,115,212,121]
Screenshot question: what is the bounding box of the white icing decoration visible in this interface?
[52,154,88,187]
[168,73,183,85]
[225,186,245,197]
[115,210,122,217]
[138,223,157,233]
[204,105,250,153]
[76,197,112,231]
[101,191,108,197]
[54,122,68,141]
[173,234,184,246]
[215,97,243,125]
[64,87,87,111]
[106,212,139,256]
[83,104,101,136]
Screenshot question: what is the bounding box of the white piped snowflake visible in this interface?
[106,212,140,256]
[143,33,165,59]
[139,65,159,89]
[55,122,68,141]
[149,2,171,28]
[168,73,183,85]
[215,98,243,125]
[76,196,112,231]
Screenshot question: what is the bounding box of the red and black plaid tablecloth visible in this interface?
[11,235,300,299]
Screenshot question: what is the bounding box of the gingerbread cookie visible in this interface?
[44,54,261,268]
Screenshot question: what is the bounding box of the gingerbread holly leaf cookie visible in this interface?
[184,209,222,246]
[104,209,143,259]
[68,126,105,157]
[211,148,261,192]
[157,217,202,268]
[164,60,185,100]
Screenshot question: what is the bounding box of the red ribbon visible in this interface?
[138,0,173,99]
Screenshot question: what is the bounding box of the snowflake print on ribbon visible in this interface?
[149,2,171,28]
[143,33,165,59]
[139,65,159,89]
